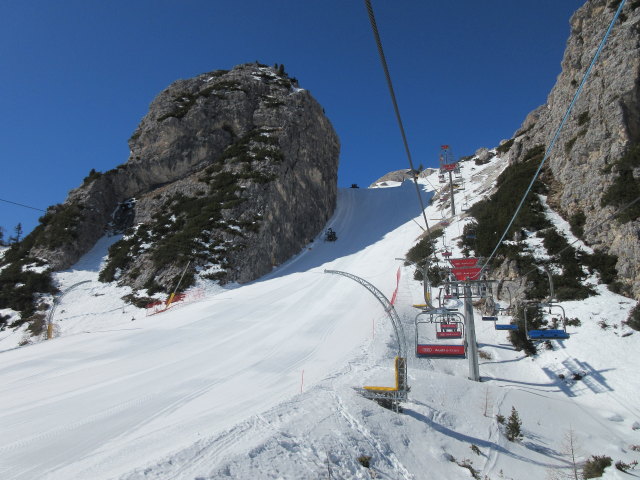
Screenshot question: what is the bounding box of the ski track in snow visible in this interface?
[1,156,640,479]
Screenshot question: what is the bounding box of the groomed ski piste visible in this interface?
[1,155,639,479]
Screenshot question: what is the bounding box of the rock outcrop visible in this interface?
[25,63,340,290]
[500,0,640,298]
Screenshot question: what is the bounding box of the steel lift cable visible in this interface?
[0,197,46,212]
[364,0,433,237]
[479,0,628,275]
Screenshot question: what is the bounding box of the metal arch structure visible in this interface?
[46,280,91,339]
[324,269,407,360]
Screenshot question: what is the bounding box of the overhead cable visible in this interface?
[0,197,46,212]
[364,0,432,235]
[480,0,627,274]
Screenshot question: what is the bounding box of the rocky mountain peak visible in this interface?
[2,62,340,312]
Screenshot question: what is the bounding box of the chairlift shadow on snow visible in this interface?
[540,368,580,398]
[256,184,433,283]
[541,358,614,397]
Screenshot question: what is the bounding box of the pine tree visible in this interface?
[0,226,4,246]
[506,406,522,441]
[277,63,285,76]
[14,223,23,243]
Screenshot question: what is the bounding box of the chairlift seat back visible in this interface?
[495,324,518,331]
[528,329,569,339]
[440,323,459,331]
[417,344,465,357]
[436,331,463,339]
[482,316,498,321]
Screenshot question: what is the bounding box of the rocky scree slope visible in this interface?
[0,63,339,318]
[494,0,640,299]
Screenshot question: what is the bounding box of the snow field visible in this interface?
[1,155,639,479]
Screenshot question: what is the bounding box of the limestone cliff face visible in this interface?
[502,0,640,298]
[29,63,339,290]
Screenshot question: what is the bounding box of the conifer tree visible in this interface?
[0,226,4,246]
[14,223,23,243]
[506,406,522,441]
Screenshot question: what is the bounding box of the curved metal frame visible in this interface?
[324,270,407,359]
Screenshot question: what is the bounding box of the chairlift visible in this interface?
[415,310,466,357]
[496,285,514,315]
[524,268,570,339]
[524,302,569,340]
[439,283,459,305]
[436,320,463,339]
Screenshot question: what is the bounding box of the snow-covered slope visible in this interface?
[1,157,639,480]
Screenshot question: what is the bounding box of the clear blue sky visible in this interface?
[0,0,584,237]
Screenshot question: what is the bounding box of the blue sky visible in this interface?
[0,0,584,237]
